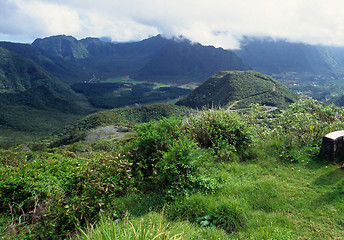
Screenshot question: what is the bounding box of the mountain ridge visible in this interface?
[2,35,250,84]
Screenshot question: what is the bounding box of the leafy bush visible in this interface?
[270,98,344,162]
[126,117,213,197]
[0,148,134,238]
[184,110,254,160]
[127,117,181,190]
[272,99,343,144]
[157,137,205,197]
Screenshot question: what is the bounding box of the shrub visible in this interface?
[0,149,134,238]
[272,99,344,145]
[270,99,344,162]
[125,117,213,197]
[126,117,182,192]
[184,110,254,160]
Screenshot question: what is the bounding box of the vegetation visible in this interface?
[0,98,343,239]
[0,47,77,99]
[71,82,191,109]
[177,71,299,109]
[0,46,93,147]
[52,103,193,147]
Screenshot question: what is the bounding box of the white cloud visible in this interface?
[2,0,344,48]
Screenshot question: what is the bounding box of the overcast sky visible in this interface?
[2,0,344,49]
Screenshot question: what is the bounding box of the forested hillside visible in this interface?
[177,70,299,109]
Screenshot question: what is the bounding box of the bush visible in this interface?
[270,99,344,162]
[184,110,254,160]
[126,117,182,192]
[0,149,134,238]
[125,117,213,197]
[157,137,206,198]
[272,99,344,144]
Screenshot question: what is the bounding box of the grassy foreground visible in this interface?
[0,99,343,239]
[77,145,343,240]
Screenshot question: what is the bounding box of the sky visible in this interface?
[2,0,344,49]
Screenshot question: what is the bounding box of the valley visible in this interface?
[0,34,344,239]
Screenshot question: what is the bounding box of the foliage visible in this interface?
[2,99,344,239]
[126,117,210,197]
[270,98,344,162]
[184,110,254,160]
[52,103,192,147]
[0,148,133,238]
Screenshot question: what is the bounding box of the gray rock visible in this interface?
[320,130,344,160]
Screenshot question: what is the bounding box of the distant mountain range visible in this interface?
[0,35,249,84]
[235,37,344,74]
[176,71,299,109]
[3,35,344,86]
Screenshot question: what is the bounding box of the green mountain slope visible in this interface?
[0,41,86,83]
[176,71,299,109]
[0,85,81,113]
[0,46,77,99]
[0,47,90,143]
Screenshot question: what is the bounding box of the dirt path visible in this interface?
[227,100,240,111]
[226,82,277,112]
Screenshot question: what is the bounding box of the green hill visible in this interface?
[0,47,90,145]
[176,71,299,109]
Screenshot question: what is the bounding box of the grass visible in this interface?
[103,77,142,84]
[77,211,230,240]
[153,83,170,90]
[331,78,344,86]
[74,141,344,240]
[220,143,344,239]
